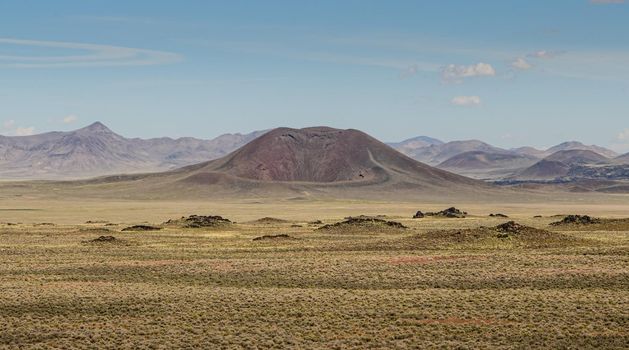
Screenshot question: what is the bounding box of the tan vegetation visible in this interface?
[0,199,627,348]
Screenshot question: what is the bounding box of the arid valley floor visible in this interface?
[1,197,628,349]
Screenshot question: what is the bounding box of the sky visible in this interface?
[1,0,628,152]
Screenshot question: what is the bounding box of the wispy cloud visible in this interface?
[441,63,495,83]
[527,50,564,59]
[511,57,533,70]
[72,15,161,25]
[0,38,182,68]
[399,64,419,79]
[451,95,481,107]
[590,0,625,4]
[15,126,35,136]
[192,39,440,72]
[63,115,78,124]
[617,128,629,141]
[611,128,629,153]
[3,119,15,129]
[1,120,35,136]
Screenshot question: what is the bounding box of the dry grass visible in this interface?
[0,199,628,348]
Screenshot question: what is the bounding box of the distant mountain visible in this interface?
[437,151,539,179]
[0,122,266,179]
[510,146,546,158]
[387,135,443,152]
[615,153,629,164]
[544,149,610,165]
[543,141,617,158]
[515,160,572,180]
[513,150,612,181]
[397,140,507,165]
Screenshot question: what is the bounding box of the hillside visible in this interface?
[0,122,266,179]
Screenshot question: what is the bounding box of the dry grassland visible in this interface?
[0,199,628,349]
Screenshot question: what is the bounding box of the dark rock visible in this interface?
[425,207,467,218]
[550,215,600,226]
[496,221,525,234]
[165,215,231,228]
[91,235,117,242]
[122,225,162,231]
[413,211,425,219]
[490,213,509,218]
[252,234,295,241]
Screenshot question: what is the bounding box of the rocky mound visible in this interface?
[122,225,162,232]
[415,207,467,218]
[90,235,117,242]
[165,215,232,228]
[318,217,407,233]
[411,221,582,248]
[251,217,289,224]
[252,234,296,241]
[550,215,600,226]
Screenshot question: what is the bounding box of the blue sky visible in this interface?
[1,0,628,151]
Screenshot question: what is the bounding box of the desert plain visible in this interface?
[1,193,627,349]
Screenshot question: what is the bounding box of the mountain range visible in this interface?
[1,122,627,188]
[0,122,266,179]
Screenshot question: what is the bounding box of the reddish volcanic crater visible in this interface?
[182,126,481,187]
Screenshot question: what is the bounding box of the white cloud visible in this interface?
[527,50,563,59]
[2,119,15,129]
[63,115,78,124]
[0,38,182,68]
[511,57,533,70]
[451,95,481,107]
[14,127,35,136]
[441,62,495,82]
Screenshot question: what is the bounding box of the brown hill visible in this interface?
[515,160,571,180]
[181,127,482,185]
[397,140,507,165]
[62,126,493,200]
[544,149,609,165]
[614,152,629,164]
[437,151,538,179]
[543,141,617,158]
[512,150,611,181]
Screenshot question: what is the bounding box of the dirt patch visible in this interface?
[388,255,480,265]
[252,234,296,241]
[165,215,232,228]
[85,220,109,224]
[79,227,113,234]
[34,222,55,226]
[318,217,407,233]
[550,215,601,226]
[122,225,162,232]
